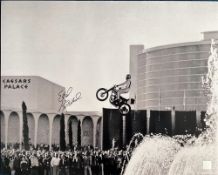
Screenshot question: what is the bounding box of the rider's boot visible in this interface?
[132,95,136,104]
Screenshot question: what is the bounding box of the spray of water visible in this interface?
[124,135,181,175]
[169,39,218,175]
[204,39,218,138]
[124,39,218,175]
[121,133,144,175]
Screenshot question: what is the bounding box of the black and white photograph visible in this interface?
[1,1,218,175]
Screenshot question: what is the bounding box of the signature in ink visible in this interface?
[58,87,82,112]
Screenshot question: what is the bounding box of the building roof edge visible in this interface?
[141,40,211,54]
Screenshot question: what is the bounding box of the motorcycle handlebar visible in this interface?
[107,85,117,92]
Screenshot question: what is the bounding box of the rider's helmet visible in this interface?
[126,74,131,80]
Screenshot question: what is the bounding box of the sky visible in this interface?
[1,1,218,112]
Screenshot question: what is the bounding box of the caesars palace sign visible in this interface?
[2,78,31,89]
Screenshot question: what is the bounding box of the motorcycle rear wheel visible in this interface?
[119,103,131,115]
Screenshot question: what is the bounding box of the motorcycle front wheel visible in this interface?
[96,88,109,101]
[119,103,131,115]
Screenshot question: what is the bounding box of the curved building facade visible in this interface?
[130,31,218,111]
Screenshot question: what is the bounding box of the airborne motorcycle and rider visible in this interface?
[96,74,134,114]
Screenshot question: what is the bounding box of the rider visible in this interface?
[116,74,131,101]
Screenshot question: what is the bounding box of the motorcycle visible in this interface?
[96,85,135,115]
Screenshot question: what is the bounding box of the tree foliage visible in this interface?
[60,113,66,151]
[77,120,81,146]
[22,101,29,150]
[68,119,73,149]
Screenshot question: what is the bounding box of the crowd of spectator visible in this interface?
[0,145,133,175]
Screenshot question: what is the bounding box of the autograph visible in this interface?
[58,87,82,112]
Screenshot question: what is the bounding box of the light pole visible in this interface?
[122,115,126,147]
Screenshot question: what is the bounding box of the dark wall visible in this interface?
[175,111,197,135]
[160,111,172,135]
[103,108,122,150]
[130,110,146,136]
[102,108,147,150]
[125,111,132,146]
[200,111,207,130]
[103,108,200,149]
[150,111,171,135]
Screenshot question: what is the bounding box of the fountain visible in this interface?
[124,135,181,175]
[124,39,218,175]
[121,133,144,175]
